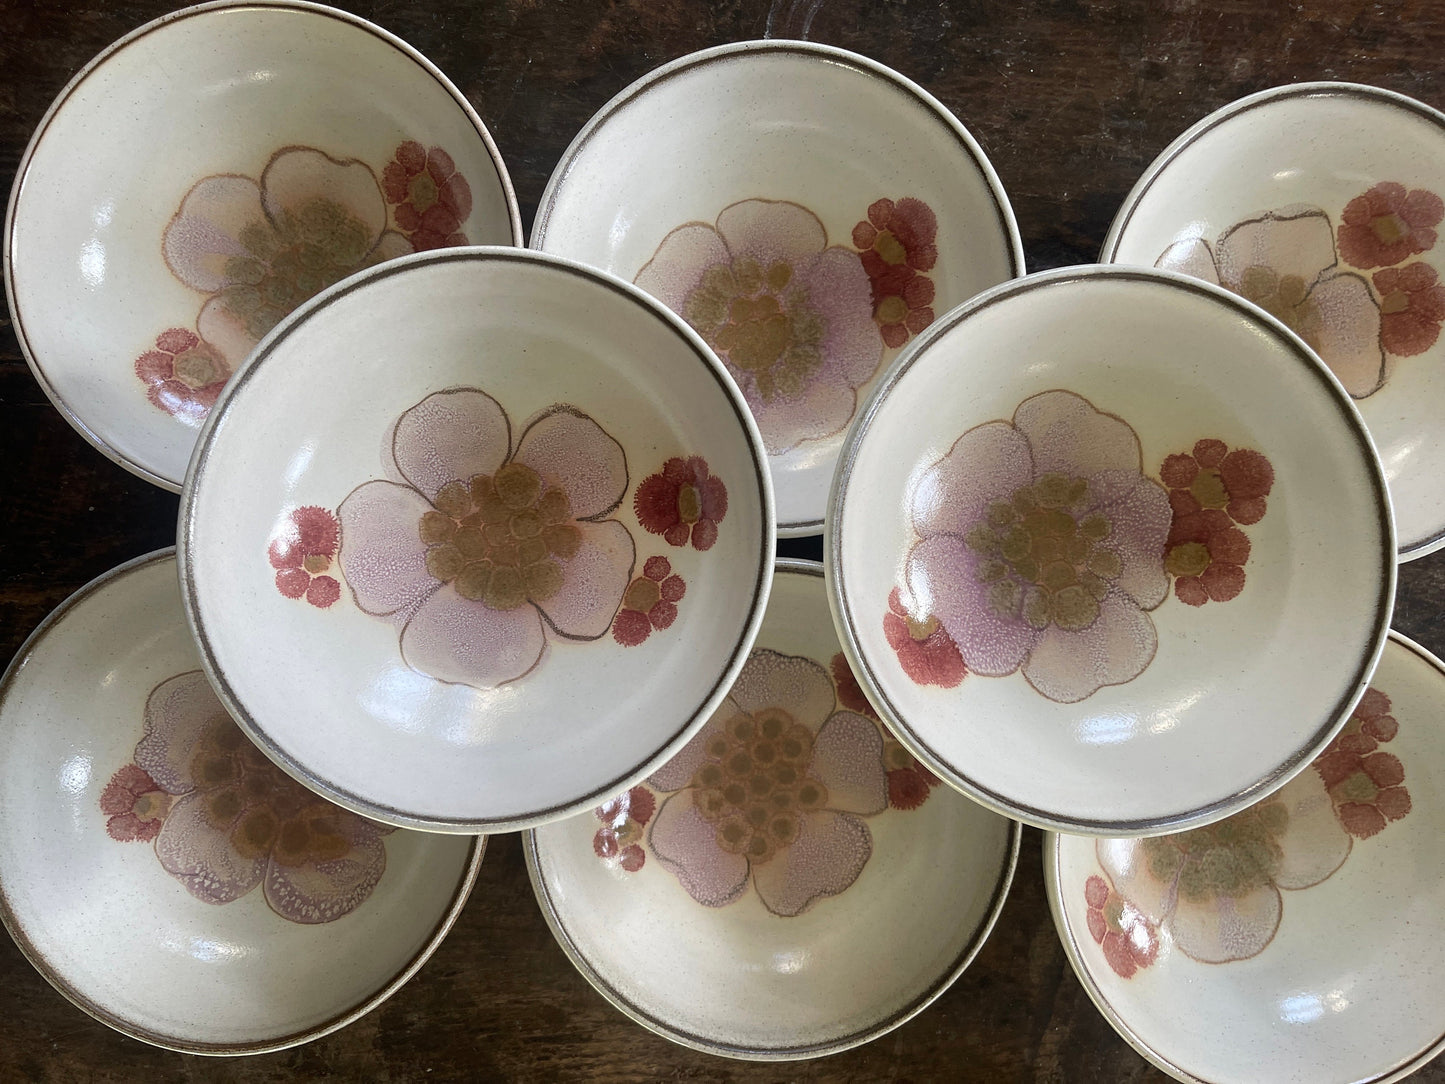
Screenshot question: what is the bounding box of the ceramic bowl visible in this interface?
[526,559,1019,1059]
[4,0,521,492]
[179,247,773,833]
[828,265,1394,835]
[1104,82,1445,560]
[531,40,1024,536]
[0,550,481,1054]
[1047,630,1445,1084]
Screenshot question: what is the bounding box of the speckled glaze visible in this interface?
[531,40,1024,536]
[526,560,1018,1059]
[1047,630,1445,1084]
[4,0,521,492]
[827,265,1394,835]
[0,551,481,1054]
[1104,82,1445,560]
[179,248,773,834]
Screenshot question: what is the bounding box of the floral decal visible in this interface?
[883,586,967,689]
[268,506,342,608]
[136,142,473,423]
[101,671,392,924]
[1086,684,1408,975]
[593,786,655,873]
[827,652,940,810]
[1156,183,1445,398]
[634,456,729,551]
[851,197,939,348]
[612,556,687,646]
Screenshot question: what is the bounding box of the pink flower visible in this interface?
[1337,182,1444,269]
[904,390,1171,704]
[1375,262,1445,356]
[127,671,392,924]
[883,586,967,689]
[612,556,687,646]
[644,650,888,916]
[336,389,635,689]
[382,141,473,251]
[133,328,232,424]
[99,764,173,842]
[1084,874,1159,979]
[592,785,656,873]
[851,197,940,348]
[635,199,881,454]
[267,506,342,607]
[633,457,728,551]
[1313,686,1411,839]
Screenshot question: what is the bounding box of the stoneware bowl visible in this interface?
[1047,630,1445,1084]
[1104,82,1445,560]
[0,550,481,1054]
[828,264,1394,835]
[526,559,1019,1059]
[4,0,521,492]
[179,247,773,834]
[531,39,1024,536]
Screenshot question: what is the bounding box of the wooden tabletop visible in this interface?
[6,0,1445,1079]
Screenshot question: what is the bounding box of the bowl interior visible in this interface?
[7,2,517,489]
[1050,633,1445,1084]
[0,553,476,1052]
[528,562,1016,1057]
[831,268,1392,832]
[1107,86,1445,558]
[534,43,1020,532]
[183,251,770,831]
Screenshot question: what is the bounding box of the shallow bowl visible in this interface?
[0,551,480,1054]
[532,40,1024,535]
[180,247,773,833]
[828,265,1393,834]
[1104,82,1445,559]
[526,559,1018,1059]
[1047,631,1445,1084]
[4,0,521,491]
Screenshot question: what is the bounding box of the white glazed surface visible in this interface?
[5,0,520,490]
[527,562,1017,1058]
[1048,632,1445,1084]
[532,41,1023,535]
[0,552,478,1053]
[180,249,772,832]
[1104,83,1445,559]
[829,266,1393,834]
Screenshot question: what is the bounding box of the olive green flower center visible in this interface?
[171,344,228,389]
[1238,266,1322,348]
[407,172,439,214]
[1141,798,1290,903]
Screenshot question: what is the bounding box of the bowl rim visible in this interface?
[1043,630,1445,1084]
[177,244,777,834]
[0,547,486,1056]
[825,262,1397,836]
[1098,80,1445,560]
[528,37,1027,537]
[522,558,1022,1062]
[1,0,525,494]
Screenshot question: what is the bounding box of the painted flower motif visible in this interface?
[830,651,878,718]
[1096,766,1351,964]
[1084,873,1160,979]
[268,506,342,608]
[133,328,232,424]
[882,736,940,811]
[1159,440,1274,606]
[593,785,656,873]
[382,141,473,251]
[1158,209,1385,397]
[1313,686,1411,839]
[337,390,635,689]
[904,390,1171,704]
[633,456,728,551]
[851,197,939,348]
[1375,262,1445,356]
[883,586,967,689]
[645,650,888,916]
[111,671,393,924]
[612,556,687,646]
[1337,182,1444,269]
[635,199,881,453]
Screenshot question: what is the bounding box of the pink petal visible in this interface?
[263,831,388,924]
[634,223,730,312]
[134,671,230,795]
[534,519,635,640]
[798,246,882,387]
[336,480,438,618]
[748,374,859,454]
[906,534,1038,678]
[195,295,257,369]
[1096,839,1175,924]
[646,706,735,791]
[1216,209,1338,291]
[154,791,266,905]
[1013,390,1144,495]
[714,198,827,269]
[399,584,547,688]
[728,650,836,733]
[1155,237,1221,285]
[259,146,386,248]
[512,408,628,520]
[911,421,1033,540]
[807,711,888,815]
[1092,476,1172,610]
[647,789,751,907]
[392,389,511,501]
[1021,590,1158,704]
[1169,880,1282,963]
[1266,768,1352,890]
[162,174,266,293]
[750,810,872,917]
[1310,271,1386,398]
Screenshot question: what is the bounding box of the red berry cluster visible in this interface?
[611,556,686,646]
[1084,874,1159,979]
[1313,687,1411,839]
[851,197,939,348]
[1159,440,1274,606]
[593,786,656,873]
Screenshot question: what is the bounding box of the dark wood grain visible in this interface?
[4,1,1445,1079]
